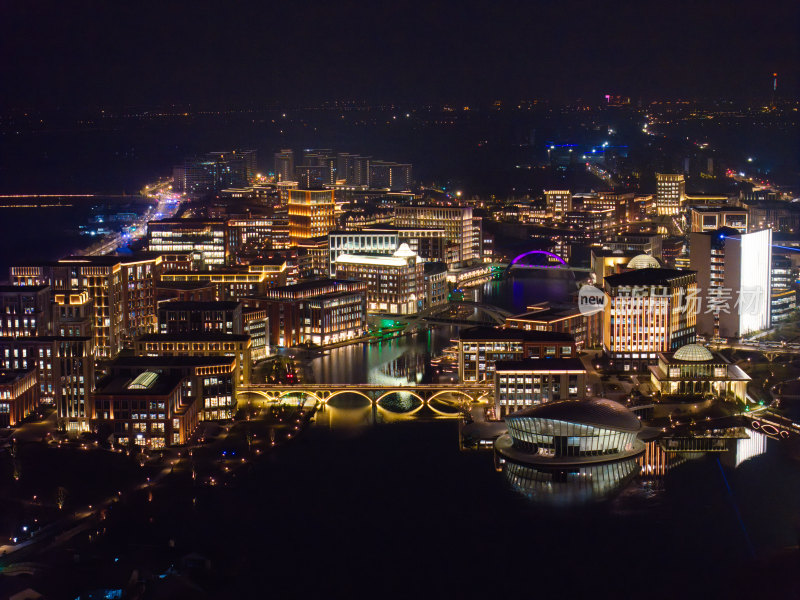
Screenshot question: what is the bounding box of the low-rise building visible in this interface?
[494,357,587,418]
[134,332,251,391]
[504,302,587,349]
[0,285,51,337]
[458,327,577,382]
[648,343,750,403]
[157,301,243,335]
[335,244,424,315]
[0,336,94,432]
[93,371,199,449]
[0,368,40,427]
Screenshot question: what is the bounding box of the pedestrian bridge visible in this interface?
[237,383,493,414]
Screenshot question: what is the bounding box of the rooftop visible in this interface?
[506,398,641,432]
[604,267,695,287]
[158,301,242,311]
[460,327,575,343]
[136,333,250,342]
[95,372,183,396]
[494,358,586,372]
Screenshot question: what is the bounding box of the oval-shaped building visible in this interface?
[496,398,645,466]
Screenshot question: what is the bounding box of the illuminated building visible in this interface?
[288,189,336,245]
[334,244,424,315]
[337,153,371,186]
[10,255,161,358]
[648,343,750,403]
[255,279,367,347]
[295,164,332,189]
[603,268,697,371]
[368,161,412,191]
[158,301,243,335]
[0,368,39,427]
[274,149,295,182]
[505,302,587,349]
[590,249,640,288]
[655,173,685,216]
[297,237,330,279]
[227,217,291,257]
[690,227,772,338]
[771,254,795,324]
[0,336,95,431]
[565,208,613,236]
[494,357,587,418]
[328,227,447,275]
[98,355,236,424]
[178,150,257,196]
[458,327,577,382]
[423,262,448,309]
[602,234,662,258]
[742,198,800,233]
[135,332,251,391]
[243,309,269,360]
[394,205,478,266]
[93,370,199,449]
[159,262,289,301]
[53,291,93,337]
[495,398,645,465]
[544,190,572,218]
[0,285,51,337]
[148,219,228,267]
[689,207,748,234]
[156,281,216,303]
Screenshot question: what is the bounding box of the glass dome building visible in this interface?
[495,398,645,466]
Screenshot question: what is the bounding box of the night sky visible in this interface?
[2,0,798,109]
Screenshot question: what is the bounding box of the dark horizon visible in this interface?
[2,0,798,111]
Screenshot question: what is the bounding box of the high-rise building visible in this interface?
[655,173,685,216]
[180,150,257,196]
[603,268,697,371]
[295,165,331,189]
[288,189,336,245]
[274,149,295,182]
[337,153,371,185]
[394,205,478,266]
[544,190,572,218]
[690,228,772,338]
[369,161,412,191]
[334,244,424,315]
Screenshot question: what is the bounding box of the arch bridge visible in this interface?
[237,383,493,411]
[504,251,591,274]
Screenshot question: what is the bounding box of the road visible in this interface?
[84,181,182,256]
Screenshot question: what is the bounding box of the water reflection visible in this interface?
[311,327,458,385]
[501,457,639,507]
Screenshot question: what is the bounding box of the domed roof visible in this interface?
[506,398,641,432]
[627,254,660,269]
[392,243,416,258]
[672,343,714,362]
